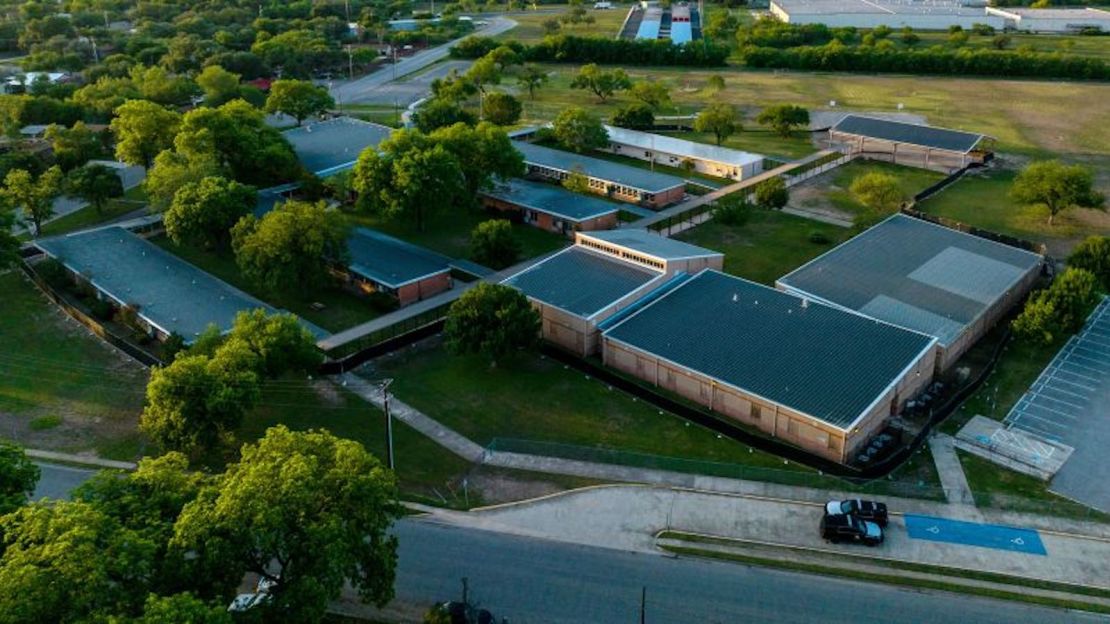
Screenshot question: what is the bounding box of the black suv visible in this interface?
[825,498,889,527]
[819,512,884,546]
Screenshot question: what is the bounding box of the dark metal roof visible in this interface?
[778,214,1042,347]
[831,115,985,154]
[514,141,686,194]
[604,270,935,429]
[347,227,452,289]
[482,178,620,223]
[283,117,393,176]
[504,247,662,318]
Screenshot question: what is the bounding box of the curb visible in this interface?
[26,449,137,471]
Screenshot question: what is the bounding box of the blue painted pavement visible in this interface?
[904,515,1047,556]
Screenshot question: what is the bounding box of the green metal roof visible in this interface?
[580,229,723,261]
[504,247,663,318]
[482,178,620,223]
[347,227,452,289]
[604,270,936,429]
[832,115,985,153]
[514,141,686,194]
[777,214,1042,347]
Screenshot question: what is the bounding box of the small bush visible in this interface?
[35,258,70,288]
[713,195,753,226]
[29,415,62,431]
[808,230,831,245]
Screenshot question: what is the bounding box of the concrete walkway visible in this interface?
[781,206,853,228]
[929,433,978,508]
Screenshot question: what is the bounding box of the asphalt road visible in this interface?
[338,60,473,108]
[33,462,96,500]
[392,520,1107,624]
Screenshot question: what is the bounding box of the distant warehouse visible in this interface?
[602,270,937,464]
[602,125,763,181]
[769,0,1005,30]
[829,115,993,173]
[777,214,1042,372]
[985,7,1110,33]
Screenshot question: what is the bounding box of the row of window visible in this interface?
[578,238,666,271]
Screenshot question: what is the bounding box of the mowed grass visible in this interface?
[800,160,946,221]
[372,344,801,470]
[150,236,384,333]
[23,186,149,240]
[496,7,628,43]
[675,208,852,285]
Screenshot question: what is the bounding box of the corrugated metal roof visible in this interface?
[579,229,723,261]
[482,178,620,222]
[778,214,1041,347]
[283,117,393,176]
[504,247,662,318]
[514,142,686,194]
[347,227,452,289]
[832,115,984,153]
[604,270,935,429]
[35,228,328,340]
[604,125,762,168]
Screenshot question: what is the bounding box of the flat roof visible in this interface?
[35,228,328,341]
[831,115,985,154]
[504,246,663,318]
[604,270,936,429]
[604,125,762,168]
[514,142,686,195]
[347,227,452,289]
[579,229,723,262]
[482,178,620,223]
[773,0,988,17]
[992,7,1110,20]
[778,214,1042,347]
[283,117,393,177]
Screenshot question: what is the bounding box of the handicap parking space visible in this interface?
[903,515,1047,556]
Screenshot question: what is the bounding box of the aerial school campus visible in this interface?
[0,0,1109,621]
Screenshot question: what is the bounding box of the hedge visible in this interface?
[450,35,730,67]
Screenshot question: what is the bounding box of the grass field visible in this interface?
[675,208,852,285]
[787,160,945,224]
[150,237,384,333]
[496,7,628,43]
[21,186,149,241]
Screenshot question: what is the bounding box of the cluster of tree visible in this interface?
[414,44,529,129]
[232,199,350,294]
[740,43,1110,81]
[1012,267,1103,345]
[451,35,730,67]
[0,428,400,624]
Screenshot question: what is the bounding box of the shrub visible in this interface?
[713,195,753,226]
[88,298,114,321]
[451,35,729,67]
[808,230,831,245]
[35,258,69,289]
[754,176,789,210]
[611,103,655,130]
[29,415,62,431]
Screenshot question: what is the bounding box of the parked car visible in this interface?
[825,498,889,527]
[819,512,884,546]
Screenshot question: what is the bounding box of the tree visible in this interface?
[232,200,348,293]
[694,103,738,146]
[713,194,753,226]
[264,79,335,126]
[44,121,107,171]
[563,168,590,194]
[164,176,256,248]
[134,593,232,624]
[174,100,300,186]
[1010,160,1105,226]
[470,219,521,270]
[172,426,402,622]
[629,81,671,111]
[145,150,221,211]
[992,34,1012,50]
[611,103,654,130]
[1068,236,1110,291]
[111,100,182,169]
[850,171,905,214]
[482,92,523,126]
[517,64,548,100]
[67,164,123,215]
[756,104,810,138]
[444,283,540,365]
[353,130,466,231]
[753,176,789,209]
[542,17,561,35]
[705,75,726,93]
[195,65,242,107]
[551,106,609,153]
[0,166,63,237]
[411,98,477,133]
[1013,268,1101,345]
[0,204,18,269]
[466,56,502,96]
[430,122,525,198]
[0,441,39,516]
[570,63,631,103]
[224,309,323,378]
[131,66,199,107]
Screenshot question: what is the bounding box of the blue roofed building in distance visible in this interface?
[480,178,621,237]
[283,116,393,177]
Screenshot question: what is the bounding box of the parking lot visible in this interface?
[1005,297,1110,512]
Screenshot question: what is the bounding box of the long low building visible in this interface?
[777,214,1042,372]
[985,6,1110,33]
[513,141,686,209]
[283,116,393,177]
[343,227,453,307]
[770,0,1005,30]
[480,178,620,237]
[602,125,763,181]
[829,114,992,172]
[34,227,327,343]
[603,270,937,464]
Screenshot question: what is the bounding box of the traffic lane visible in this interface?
[391,519,1099,624]
[339,61,473,107]
[33,462,97,500]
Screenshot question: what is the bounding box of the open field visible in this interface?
[789,160,945,224]
[345,207,567,261]
[675,208,852,285]
[150,236,385,333]
[912,31,1110,62]
[496,7,628,43]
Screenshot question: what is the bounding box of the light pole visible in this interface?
[380,379,395,471]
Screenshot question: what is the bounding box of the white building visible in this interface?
[985,7,1110,33]
[601,125,764,181]
[770,0,1005,30]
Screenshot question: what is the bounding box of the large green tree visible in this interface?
[164,176,256,248]
[756,104,810,138]
[111,100,182,169]
[412,98,477,134]
[172,426,402,623]
[1068,236,1110,291]
[44,121,107,171]
[569,63,631,103]
[174,100,299,186]
[231,200,348,294]
[629,80,671,111]
[133,593,232,624]
[693,102,738,146]
[517,64,548,100]
[469,219,521,270]
[429,122,525,199]
[1012,268,1101,345]
[67,163,123,215]
[482,92,522,126]
[264,79,335,126]
[145,150,221,212]
[0,441,39,516]
[0,166,63,237]
[1010,160,1105,226]
[195,65,242,107]
[551,106,609,153]
[223,309,323,378]
[753,176,789,209]
[444,283,540,365]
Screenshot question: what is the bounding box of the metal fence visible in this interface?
[319,302,453,371]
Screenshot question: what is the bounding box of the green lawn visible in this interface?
[22,186,150,241]
[345,207,568,262]
[675,208,852,285]
[150,237,385,333]
[957,450,1110,522]
[497,7,628,43]
[373,344,804,470]
[342,104,404,128]
[808,160,947,222]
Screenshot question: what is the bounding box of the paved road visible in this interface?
[330,17,515,105]
[338,60,473,108]
[33,462,96,500]
[390,520,1105,624]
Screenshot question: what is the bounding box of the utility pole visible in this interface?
[380,379,395,471]
[346,44,354,80]
[640,586,646,624]
[461,577,469,605]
